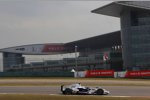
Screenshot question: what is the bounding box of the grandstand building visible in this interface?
[1,1,150,72]
[92,1,150,71]
[0,31,122,72]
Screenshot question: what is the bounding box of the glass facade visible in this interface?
[3,52,25,71]
[121,9,150,70]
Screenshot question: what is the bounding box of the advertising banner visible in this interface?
[0,43,68,55]
[125,70,150,78]
[85,70,114,77]
[42,44,65,52]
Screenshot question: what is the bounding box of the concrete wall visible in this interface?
[0,53,3,72]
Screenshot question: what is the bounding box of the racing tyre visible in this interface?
[96,89,104,95]
[64,88,72,95]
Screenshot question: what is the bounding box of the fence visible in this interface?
[0,71,74,77]
[0,70,150,78]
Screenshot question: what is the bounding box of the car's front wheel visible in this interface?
[96,89,104,95]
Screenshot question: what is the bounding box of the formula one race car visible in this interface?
[61,83,110,95]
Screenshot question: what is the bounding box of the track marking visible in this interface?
[106,96,131,97]
[0,93,146,98]
[0,93,25,95]
[48,94,132,97]
[49,94,58,95]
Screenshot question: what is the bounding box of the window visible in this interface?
[131,11,138,26]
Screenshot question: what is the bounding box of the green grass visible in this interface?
[0,77,149,81]
[0,77,149,82]
[0,77,150,86]
[0,83,150,87]
[0,94,150,100]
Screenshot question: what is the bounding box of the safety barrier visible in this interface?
[0,70,150,78]
[74,70,114,78]
[75,70,150,78]
[0,71,74,77]
[125,70,150,78]
[115,70,150,78]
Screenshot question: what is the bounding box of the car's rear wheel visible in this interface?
[96,89,104,95]
[64,88,72,95]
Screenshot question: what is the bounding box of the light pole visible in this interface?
[75,45,78,71]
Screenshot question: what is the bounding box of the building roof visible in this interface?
[91,1,150,17]
[65,31,121,52]
[0,31,121,55]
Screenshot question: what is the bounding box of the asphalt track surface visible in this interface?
[0,86,150,96]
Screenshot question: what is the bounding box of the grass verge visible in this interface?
[0,77,150,86]
[0,94,150,100]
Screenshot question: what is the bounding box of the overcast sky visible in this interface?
[0,1,120,71]
[0,1,120,48]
